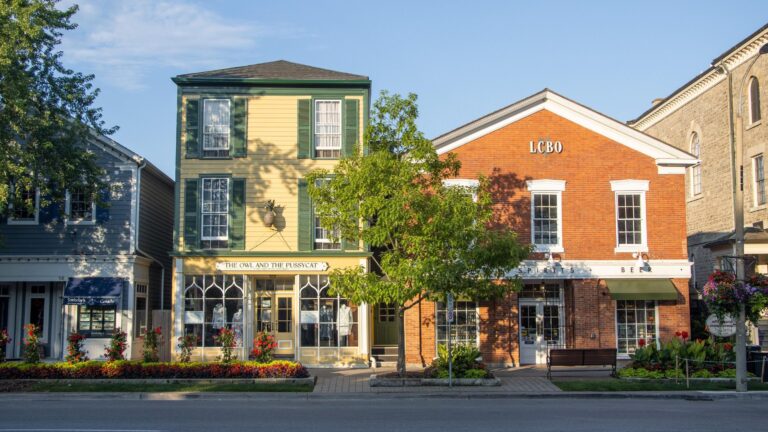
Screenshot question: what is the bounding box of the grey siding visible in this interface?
[138,166,174,310]
[0,140,134,256]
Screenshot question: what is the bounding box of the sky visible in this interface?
[58,0,768,178]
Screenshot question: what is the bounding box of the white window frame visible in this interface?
[689,133,702,197]
[443,178,479,202]
[615,300,659,359]
[435,300,480,350]
[202,99,231,151]
[200,177,230,241]
[753,154,766,207]
[65,189,96,225]
[134,283,149,338]
[7,185,40,225]
[749,76,761,126]
[611,180,649,253]
[25,284,49,343]
[313,99,342,156]
[526,180,565,253]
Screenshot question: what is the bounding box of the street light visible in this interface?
[727,42,768,392]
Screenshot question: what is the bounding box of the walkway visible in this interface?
[310,366,563,394]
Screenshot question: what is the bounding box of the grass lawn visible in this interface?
[554,379,768,392]
[1,382,314,393]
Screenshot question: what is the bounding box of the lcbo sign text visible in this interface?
[529,140,564,154]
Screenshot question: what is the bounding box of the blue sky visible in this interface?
[60,0,767,177]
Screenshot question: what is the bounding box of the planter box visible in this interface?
[369,374,500,387]
[5,377,316,386]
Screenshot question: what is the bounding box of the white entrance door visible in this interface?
[519,301,563,365]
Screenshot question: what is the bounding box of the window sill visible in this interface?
[686,194,704,204]
[534,245,564,254]
[66,220,96,226]
[7,220,39,226]
[749,204,767,213]
[746,120,762,131]
[614,246,648,254]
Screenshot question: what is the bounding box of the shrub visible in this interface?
[104,329,127,361]
[22,324,41,364]
[65,333,88,364]
[214,328,236,363]
[430,344,488,378]
[0,329,11,362]
[462,368,488,379]
[177,334,198,363]
[250,331,277,363]
[142,327,162,363]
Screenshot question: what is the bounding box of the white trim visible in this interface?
[615,300,660,357]
[530,190,564,254]
[64,189,96,226]
[509,259,691,279]
[25,283,50,344]
[443,178,479,202]
[526,179,566,192]
[610,179,649,192]
[433,90,697,169]
[200,177,230,241]
[202,99,231,151]
[613,190,648,253]
[688,132,702,198]
[752,154,766,207]
[7,187,40,225]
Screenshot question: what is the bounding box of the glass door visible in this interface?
[519,301,564,365]
[253,278,294,357]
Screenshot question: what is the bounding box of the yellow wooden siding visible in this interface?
[178,95,364,251]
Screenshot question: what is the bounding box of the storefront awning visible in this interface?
[63,277,125,306]
[605,279,678,301]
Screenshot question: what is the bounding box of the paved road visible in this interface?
[0,396,763,432]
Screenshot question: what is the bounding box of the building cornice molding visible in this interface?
[631,31,768,131]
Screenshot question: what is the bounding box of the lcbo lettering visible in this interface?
[529,140,563,154]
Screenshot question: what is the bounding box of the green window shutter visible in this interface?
[183,179,199,250]
[185,99,200,158]
[298,179,312,251]
[229,178,246,250]
[343,99,360,157]
[297,99,311,159]
[231,98,247,157]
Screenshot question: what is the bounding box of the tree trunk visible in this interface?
[397,305,406,376]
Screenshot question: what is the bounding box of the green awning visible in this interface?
[605,279,678,301]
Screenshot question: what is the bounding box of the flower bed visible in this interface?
[0,360,308,380]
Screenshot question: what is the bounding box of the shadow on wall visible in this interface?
[486,168,531,239]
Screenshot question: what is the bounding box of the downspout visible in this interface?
[134,161,167,311]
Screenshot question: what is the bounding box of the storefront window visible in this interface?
[77,305,116,338]
[183,275,245,354]
[299,275,357,349]
[436,301,478,347]
[616,300,657,355]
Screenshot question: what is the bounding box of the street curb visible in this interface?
[0,390,767,401]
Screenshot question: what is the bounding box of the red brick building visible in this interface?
[401,90,697,367]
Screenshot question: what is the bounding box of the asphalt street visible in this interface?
[0,396,763,432]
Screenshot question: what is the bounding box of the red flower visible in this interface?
[681,331,689,340]
[638,339,646,347]
[724,343,733,351]
[153,327,162,335]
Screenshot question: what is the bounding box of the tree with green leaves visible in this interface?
[307,92,530,375]
[0,0,115,220]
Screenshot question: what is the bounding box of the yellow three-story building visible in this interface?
[171,61,371,366]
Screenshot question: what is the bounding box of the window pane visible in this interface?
[314,100,342,157]
[615,300,657,355]
[201,178,229,242]
[532,193,559,246]
[616,193,643,246]
[203,99,231,151]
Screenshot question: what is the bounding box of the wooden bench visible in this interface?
[546,348,617,379]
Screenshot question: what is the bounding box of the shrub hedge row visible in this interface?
[0,360,309,379]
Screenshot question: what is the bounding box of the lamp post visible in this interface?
[729,43,768,392]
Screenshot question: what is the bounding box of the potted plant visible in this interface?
[263,200,277,227]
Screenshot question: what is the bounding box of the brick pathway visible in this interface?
[310,368,561,394]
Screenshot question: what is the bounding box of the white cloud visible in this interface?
[61,0,302,90]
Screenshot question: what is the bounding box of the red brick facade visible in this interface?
[401,98,692,367]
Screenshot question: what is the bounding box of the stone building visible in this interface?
[629,24,768,346]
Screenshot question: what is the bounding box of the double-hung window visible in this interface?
[611,180,648,253]
[314,100,342,158]
[203,99,231,157]
[312,178,341,250]
[526,180,565,253]
[689,132,702,197]
[754,154,766,207]
[66,188,95,224]
[201,178,229,249]
[8,183,39,225]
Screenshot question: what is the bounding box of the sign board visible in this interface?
[215,261,329,272]
[705,314,737,337]
[446,293,454,323]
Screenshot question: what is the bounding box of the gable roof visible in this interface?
[433,89,697,173]
[630,24,768,130]
[173,60,369,84]
[87,131,173,186]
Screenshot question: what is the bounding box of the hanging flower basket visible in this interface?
[701,270,768,325]
[263,200,277,227]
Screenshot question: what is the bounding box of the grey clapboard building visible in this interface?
[0,134,173,360]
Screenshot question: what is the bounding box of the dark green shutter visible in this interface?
[183,179,199,250]
[297,99,311,159]
[229,178,246,250]
[185,99,200,158]
[298,179,312,251]
[231,98,247,157]
[343,99,359,157]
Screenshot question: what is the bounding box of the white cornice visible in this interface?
[508,259,691,280]
[632,30,768,131]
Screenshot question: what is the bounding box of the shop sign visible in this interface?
[215,261,329,272]
[529,140,563,154]
[705,314,737,337]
